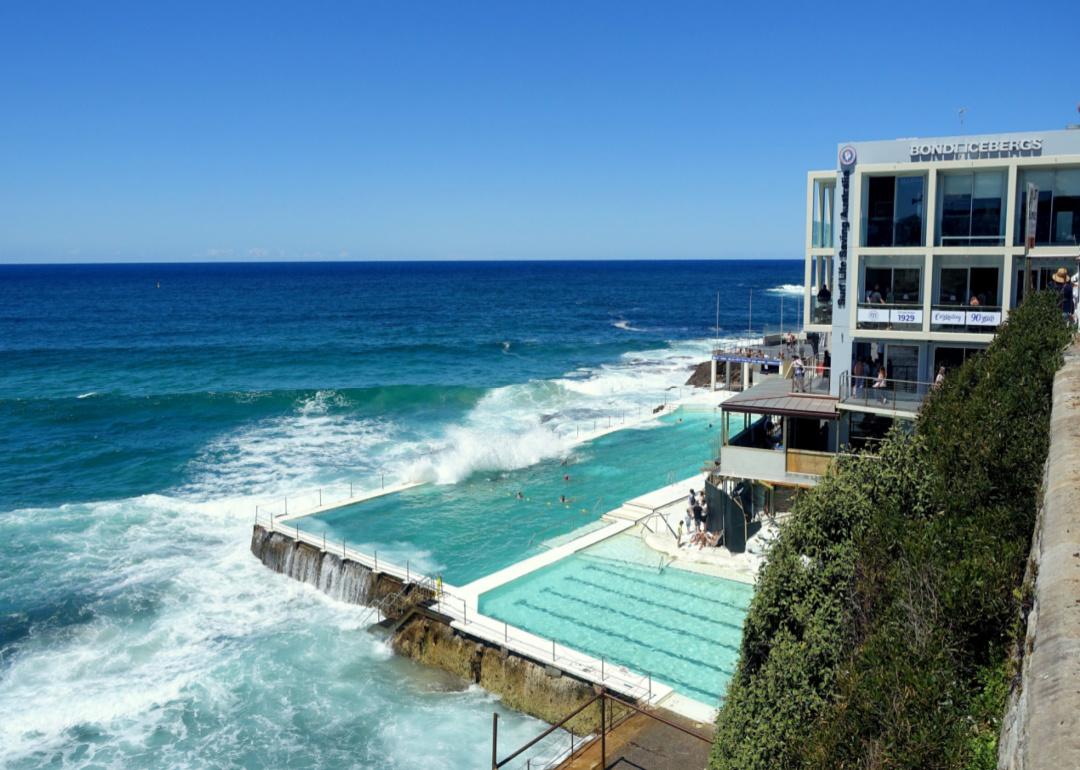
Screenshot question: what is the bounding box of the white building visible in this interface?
[706,128,1080,543]
[804,127,1080,443]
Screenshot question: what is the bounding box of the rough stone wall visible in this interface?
[392,614,625,734]
[998,341,1080,769]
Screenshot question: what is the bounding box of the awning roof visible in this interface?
[722,377,839,420]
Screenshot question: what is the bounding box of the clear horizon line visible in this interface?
[0,255,803,267]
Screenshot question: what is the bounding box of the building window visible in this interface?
[812,178,835,248]
[932,345,985,376]
[864,175,925,247]
[1017,168,1080,246]
[857,257,923,331]
[937,170,1005,246]
[931,256,1002,333]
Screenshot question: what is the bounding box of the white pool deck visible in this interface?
[261,386,744,723]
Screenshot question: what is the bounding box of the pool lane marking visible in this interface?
[540,586,743,649]
[583,562,752,613]
[508,597,734,701]
[560,575,746,633]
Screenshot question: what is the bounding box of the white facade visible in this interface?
[803,128,1080,393]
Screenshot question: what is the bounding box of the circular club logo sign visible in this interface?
[839,145,857,167]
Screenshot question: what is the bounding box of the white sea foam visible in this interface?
[182,390,400,501]
[0,493,546,767]
[396,336,723,485]
[76,391,97,399]
[765,283,804,295]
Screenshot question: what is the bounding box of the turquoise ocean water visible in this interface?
[0,260,801,769]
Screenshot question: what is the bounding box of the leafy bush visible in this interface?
[710,292,1071,770]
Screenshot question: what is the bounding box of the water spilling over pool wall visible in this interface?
[250,525,430,615]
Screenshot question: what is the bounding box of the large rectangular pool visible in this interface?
[479,534,752,705]
[296,409,720,584]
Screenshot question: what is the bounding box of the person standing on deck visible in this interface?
[1052,268,1075,323]
[872,366,888,404]
[793,355,807,393]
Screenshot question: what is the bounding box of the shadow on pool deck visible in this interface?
[555,709,713,770]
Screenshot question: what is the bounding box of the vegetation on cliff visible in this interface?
[710,292,1071,769]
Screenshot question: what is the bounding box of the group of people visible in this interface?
[678,488,721,548]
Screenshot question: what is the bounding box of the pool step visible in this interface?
[602,504,654,522]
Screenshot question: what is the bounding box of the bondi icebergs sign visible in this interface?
[910,137,1043,160]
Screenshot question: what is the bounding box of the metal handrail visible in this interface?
[493,692,602,768]
[789,364,831,394]
[640,509,681,542]
[492,690,711,770]
[841,373,933,411]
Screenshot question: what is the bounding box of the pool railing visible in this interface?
[255,510,672,707]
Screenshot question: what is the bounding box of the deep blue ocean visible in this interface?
[0,260,801,769]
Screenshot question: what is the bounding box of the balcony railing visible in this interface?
[790,364,831,395]
[855,302,923,331]
[811,295,832,324]
[938,234,1006,247]
[929,304,1002,334]
[838,370,933,414]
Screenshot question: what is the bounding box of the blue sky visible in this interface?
[1,0,1077,263]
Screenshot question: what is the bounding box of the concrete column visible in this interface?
[741,362,750,392]
[710,358,717,392]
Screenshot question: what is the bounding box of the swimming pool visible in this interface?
[296,408,721,584]
[479,534,753,705]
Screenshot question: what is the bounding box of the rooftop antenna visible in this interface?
[957,107,967,128]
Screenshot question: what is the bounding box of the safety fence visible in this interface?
[490,690,712,770]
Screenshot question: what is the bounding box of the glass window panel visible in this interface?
[866,176,895,247]
[894,176,924,246]
[864,268,891,301]
[1052,168,1080,245]
[939,268,967,304]
[893,268,921,302]
[1018,170,1055,245]
[971,171,1004,241]
[940,173,972,244]
[969,267,999,306]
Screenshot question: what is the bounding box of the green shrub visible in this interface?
[710,292,1070,770]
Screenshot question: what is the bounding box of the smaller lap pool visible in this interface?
[478,533,753,705]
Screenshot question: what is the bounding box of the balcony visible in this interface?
[811,295,832,325]
[855,303,923,332]
[929,305,1003,334]
[838,371,932,417]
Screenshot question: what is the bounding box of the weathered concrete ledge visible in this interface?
[391,612,628,734]
[999,340,1080,769]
